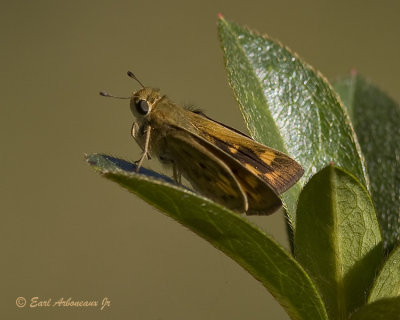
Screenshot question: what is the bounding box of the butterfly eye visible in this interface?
[136,100,149,115]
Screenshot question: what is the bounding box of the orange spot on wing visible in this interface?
[244,163,260,176]
[259,151,275,165]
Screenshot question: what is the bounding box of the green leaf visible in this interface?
[295,165,383,320]
[333,73,400,251]
[87,153,328,320]
[217,16,368,224]
[369,244,400,302]
[349,297,400,320]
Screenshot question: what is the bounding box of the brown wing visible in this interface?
[186,112,304,194]
[162,130,282,215]
[161,131,247,213]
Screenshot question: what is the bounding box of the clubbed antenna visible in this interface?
[127,71,145,88]
[99,91,129,99]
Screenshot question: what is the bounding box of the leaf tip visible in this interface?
[217,12,224,19]
[84,153,95,164]
[84,153,104,171]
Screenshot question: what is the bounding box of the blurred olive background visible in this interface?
[1,1,399,319]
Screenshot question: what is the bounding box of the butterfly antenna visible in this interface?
[99,91,130,99]
[127,71,145,88]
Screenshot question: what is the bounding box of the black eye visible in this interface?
[136,100,149,115]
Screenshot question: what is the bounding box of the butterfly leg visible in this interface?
[172,163,182,184]
[131,123,151,159]
[135,125,152,172]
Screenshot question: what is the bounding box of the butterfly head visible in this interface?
[130,88,162,119]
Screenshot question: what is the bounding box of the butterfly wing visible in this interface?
[161,130,282,215]
[160,130,248,213]
[186,112,304,194]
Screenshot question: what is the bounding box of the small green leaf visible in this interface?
[87,153,328,320]
[295,165,383,320]
[369,244,400,302]
[349,297,400,320]
[334,73,400,251]
[218,17,368,224]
